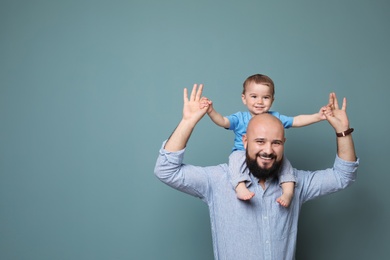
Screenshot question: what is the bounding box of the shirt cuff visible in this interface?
[159,140,186,164]
[334,155,359,172]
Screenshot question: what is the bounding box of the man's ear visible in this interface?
[242,134,247,149]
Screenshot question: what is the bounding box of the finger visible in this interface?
[333,93,340,110]
[324,106,333,118]
[183,88,188,103]
[323,106,332,116]
[341,97,347,111]
[328,92,333,106]
[195,84,203,101]
[190,84,197,101]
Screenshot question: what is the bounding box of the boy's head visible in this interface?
[242,74,275,96]
[241,74,275,116]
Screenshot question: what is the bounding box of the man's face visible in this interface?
[245,149,282,180]
[243,117,285,179]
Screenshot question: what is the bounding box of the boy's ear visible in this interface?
[241,94,247,105]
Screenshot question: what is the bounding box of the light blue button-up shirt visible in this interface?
[154,141,359,260]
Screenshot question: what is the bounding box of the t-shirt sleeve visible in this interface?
[226,112,241,130]
[269,111,294,128]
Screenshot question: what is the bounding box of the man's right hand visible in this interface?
[164,84,208,152]
[182,84,208,124]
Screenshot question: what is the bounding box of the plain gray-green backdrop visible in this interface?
[1,0,389,259]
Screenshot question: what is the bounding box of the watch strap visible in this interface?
[336,128,354,137]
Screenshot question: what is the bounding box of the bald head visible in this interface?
[246,114,285,142]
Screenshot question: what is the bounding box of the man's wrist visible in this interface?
[336,128,354,137]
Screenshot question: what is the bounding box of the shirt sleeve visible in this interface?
[268,111,294,129]
[226,112,240,130]
[154,141,211,201]
[297,156,359,203]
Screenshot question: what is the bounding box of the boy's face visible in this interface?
[241,82,274,116]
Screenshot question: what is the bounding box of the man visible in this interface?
[154,84,358,260]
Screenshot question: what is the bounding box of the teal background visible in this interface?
[1,0,389,259]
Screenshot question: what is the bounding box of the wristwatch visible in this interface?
[336,128,354,137]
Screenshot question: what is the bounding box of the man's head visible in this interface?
[241,74,275,116]
[243,114,286,180]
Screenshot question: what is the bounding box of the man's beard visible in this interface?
[245,150,282,180]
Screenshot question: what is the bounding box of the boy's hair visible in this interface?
[242,74,275,96]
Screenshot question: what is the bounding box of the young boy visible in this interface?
[201,74,329,207]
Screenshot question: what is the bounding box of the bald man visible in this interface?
[154,84,358,260]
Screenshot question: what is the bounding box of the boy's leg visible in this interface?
[229,150,255,200]
[278,157,296,184]
[276,157,296,207]
[276,182,294,207]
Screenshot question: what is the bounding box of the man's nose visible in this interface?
[263,142,273,153]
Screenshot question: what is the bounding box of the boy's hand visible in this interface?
[319,104,333,120]
[200,96,213,114]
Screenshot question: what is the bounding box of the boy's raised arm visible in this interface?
[292,105,329,127]
[201,97,230,128]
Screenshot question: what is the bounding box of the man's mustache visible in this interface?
[258,153,276,159]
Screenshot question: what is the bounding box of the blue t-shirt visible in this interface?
[226,111,293,151]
